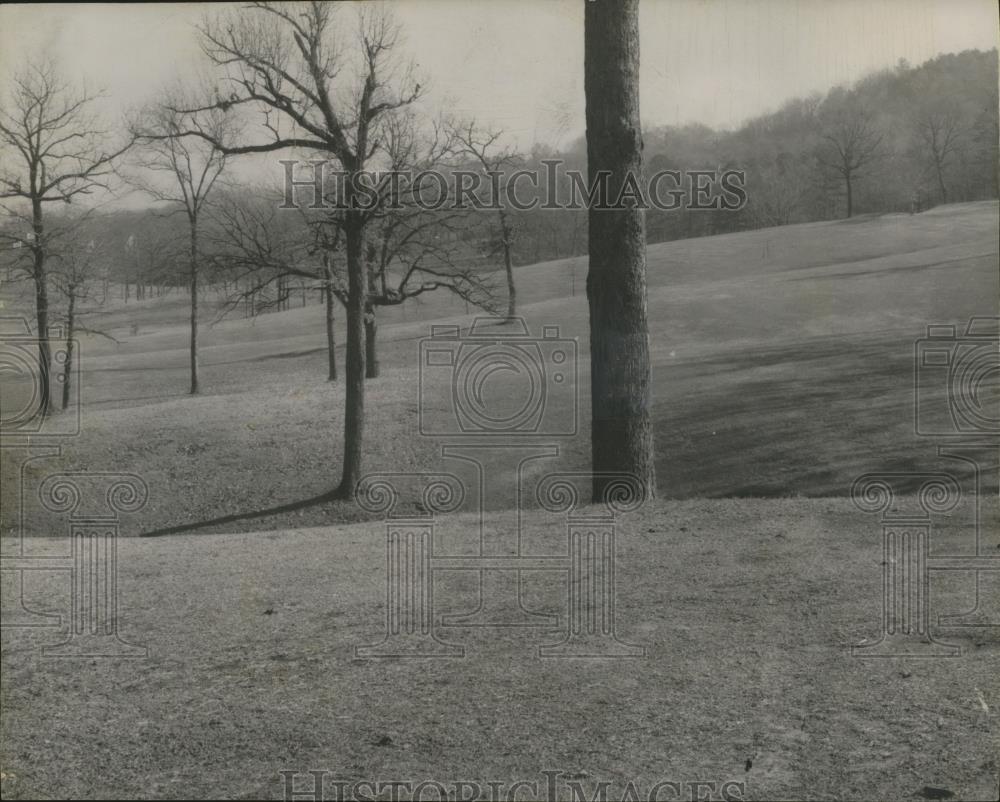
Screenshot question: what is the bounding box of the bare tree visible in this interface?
[913,98,966,206]
[209,162,497,385]
[361,113,499,377]
[816,90,884,218]
[129,93,230,394]
[361,210,499,377]
[0,56,133,418]
[165,2,425,498]
[449,121,521,322]
[207,186,344,381]
[47,214,118,410]
[120,217,184,301]
[584,0,656,501]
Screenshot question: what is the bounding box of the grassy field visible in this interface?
[1,203,998,800]
[4,201,997,536]
[2,500,998,799]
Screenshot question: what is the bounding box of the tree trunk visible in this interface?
[31,200,51,420]
[364,303,379,379]
[278,275,288,312]
[189,215,200,395]
[504,249,516,320]
[845,172,854,218]
[324,271,337,382]
[500,212,517,321]
[584,0,655,502]
[334,212,367,499]
[935,160,948,205]
[62,288,76,411]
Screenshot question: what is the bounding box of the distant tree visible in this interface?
[122,217,184,301]
[449,121,521,322]
[129,91,231,395]
[584,0,656,501]
[207,187,344,381]
[910,76,969,206]
[210,162,497,384]
[85,211,187,303]
[47,215,118,409]
[816,90,885,218]
[969,101,1000,200]
[362,212,499,377]
[0,56,133,418]
[971,54,1000,199]
[734,95,823,227]
[362,114,499,377]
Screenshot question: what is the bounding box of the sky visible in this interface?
[1,1,997,172]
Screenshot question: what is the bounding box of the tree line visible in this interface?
[453,48,999,261]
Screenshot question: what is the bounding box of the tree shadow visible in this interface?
[139,489,344,537]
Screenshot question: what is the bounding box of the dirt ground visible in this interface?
[2,498,997,800]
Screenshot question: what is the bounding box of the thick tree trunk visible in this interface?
[364,303,379,379]
[584,0,656,502]
[324,278,337,382]
[62,289,76,411]
[334,212,367,499]
[189,216,200,395]
[845,173,853,218]
[31,200,51,420]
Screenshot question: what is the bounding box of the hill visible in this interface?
[2,201,997,537]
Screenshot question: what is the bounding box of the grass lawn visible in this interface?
[1,202,998,800]
[4,202,997,537]
[2,500,998,800]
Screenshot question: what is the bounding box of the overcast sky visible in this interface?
[1,1,997,152]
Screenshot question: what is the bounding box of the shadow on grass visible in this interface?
[88,393,189,407]
[139,489,346,537]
